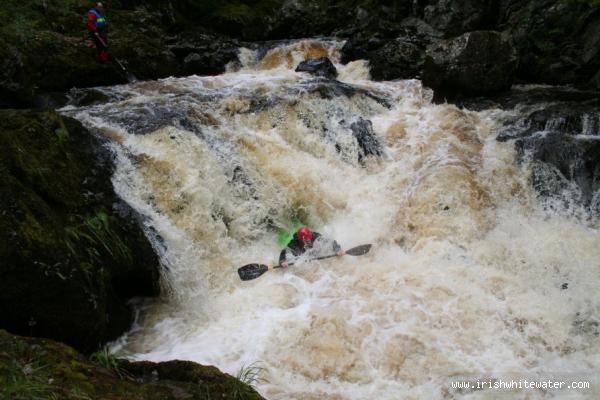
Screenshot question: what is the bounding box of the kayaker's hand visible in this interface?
[337,250,345,257]
[281,261,289,268]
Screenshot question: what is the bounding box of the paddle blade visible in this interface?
[346,244,372,256]
[238,263,269,281]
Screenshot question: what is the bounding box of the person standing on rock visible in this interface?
[87,2,108,62]
[279,226,345,267]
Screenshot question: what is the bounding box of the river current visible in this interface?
[61,40,600,399]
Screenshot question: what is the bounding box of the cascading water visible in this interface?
[61,40,600,399]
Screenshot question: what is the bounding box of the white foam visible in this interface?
[62,39,600,400]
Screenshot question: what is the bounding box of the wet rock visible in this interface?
[340,19,441,81]
[66,88,113,107]
[572,313,600,337]
[0,110,161,352]
[350,117,383,161]
[459,86,600,112]
[498,0,600,90]
[517,132,600,211]
[123,359,265,396]
[423,31,517,97]
[231,165,259,201]
[375,37,426,80]
[182,52,214,75]
[33,92,70,109]
[423,0,496,37]
[171,33,241,76]
[108,105,190,135]
[300,79,358,98]
[294,80,390,107]
[268,0,353,39]
[0,330,266,399]
[351,36,425,80]
[493,90,600,217]
[295,57,338,79]
[497,101,600,142]
[0,43,32,108]
[245,95,283,114]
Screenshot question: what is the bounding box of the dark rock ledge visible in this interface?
[0,330,266,400]
[0,109,161,353]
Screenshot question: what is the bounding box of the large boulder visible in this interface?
[490,87,600,217]
[0,43,33,108]
[498,0,600,89]
[518,133,600,217]
[350,117,383,161]
[170,33,241,76]
[267,0,415,39]
[0,330,266,400]
[364,36,425,81]
[423,0,496,37]
[340,18,441,81]
[0,110,161,353]
[295,57,338,79]
[422,30,517,97]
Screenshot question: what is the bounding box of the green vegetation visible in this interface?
[0,0,87,39]
[504,0,600,85]
[0,332,56,399]
[0,0,180,105]
[2,0,597,104]
[65,211,133,268]
[0,109,160,352]
[1,359,55,400]
[229,362,267,400]
[0,330,267,399]
[90,347,131,379]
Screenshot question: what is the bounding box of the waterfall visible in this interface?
[61,39,600,400]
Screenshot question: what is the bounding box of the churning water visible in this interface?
[61,40,600,399]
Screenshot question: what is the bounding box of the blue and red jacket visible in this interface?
[87,8,107,34]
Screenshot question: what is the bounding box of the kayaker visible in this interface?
[279,226,345,267]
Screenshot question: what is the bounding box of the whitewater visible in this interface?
[61,40,600,399]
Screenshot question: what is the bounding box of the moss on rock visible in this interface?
[0,109,161,353]
[3,0,599,106]
[0,330,266,399]
[499,0,600,88]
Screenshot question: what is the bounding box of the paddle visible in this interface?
[95,34,137,83]
[237,244,372,281]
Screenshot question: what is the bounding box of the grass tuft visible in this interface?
[90,347,130,379]
[227,361,267,400]
[0,358,55,400]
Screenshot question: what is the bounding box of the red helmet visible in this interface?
[296,226,313,243]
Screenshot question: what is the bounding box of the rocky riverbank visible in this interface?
[0,109,267,397]
[0,1,241,108]
[0,330,265,400]
[2,0,599,108]
[0,109,161,353]
[463,86,600,219]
